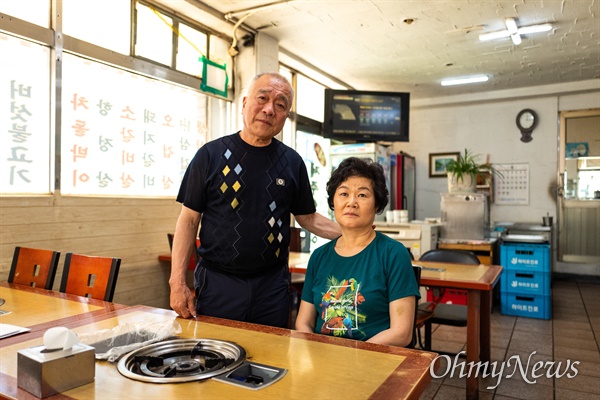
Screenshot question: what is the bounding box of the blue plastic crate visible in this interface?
[500,269,551,296]
[500,292,551,319]
[500,243,550,272]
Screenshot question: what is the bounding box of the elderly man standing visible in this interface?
[169,72,341,328]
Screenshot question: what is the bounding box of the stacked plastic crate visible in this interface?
[500,243,551,319]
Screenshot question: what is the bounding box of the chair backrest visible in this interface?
[8,246,61,290]
[419,249,480,265]
[408,265,422,348]
[59,253,121,302]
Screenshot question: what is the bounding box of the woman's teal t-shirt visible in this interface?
[301,231,420,341]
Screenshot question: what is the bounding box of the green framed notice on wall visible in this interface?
[200,56,228,98]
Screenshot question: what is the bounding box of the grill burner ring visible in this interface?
[118,339,246,383]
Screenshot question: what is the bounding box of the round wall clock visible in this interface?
[516,109,538,142]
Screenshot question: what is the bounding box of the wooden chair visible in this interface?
[417,249,480,353]
[59,253,121,301]
[410,265,434,348]
[8,246,61,290]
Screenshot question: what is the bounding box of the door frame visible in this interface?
[558,108,600,265]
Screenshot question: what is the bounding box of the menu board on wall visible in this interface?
[61,53,208,197]
[0,33,52,194]
[494,163,530,205]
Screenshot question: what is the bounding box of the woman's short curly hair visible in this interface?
[326,156,389,214]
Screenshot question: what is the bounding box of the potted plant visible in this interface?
[445,149,500,193]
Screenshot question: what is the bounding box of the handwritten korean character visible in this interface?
[162,176,174,189]
[99,136,113,152]
[162,114,174,127]
[10,102,32,122]
[72,170,90,187]
[143,131,155,144]
[143,175,155,188]
[120,106,136,120]
[180,137,192,150]
[163,145,174,158]
[70,144,88,162]
[97,99,113,116]
[180,157,190,170]
[70,93,89,111]
[143,153,155,167]
[9,166,31,184]
[10,80,32,99]
[96,171,113,188]
[144,109,156,124]
[9,123,32,143]
[72,120,89,137]
[7,146,33,163]
[122,151,135,165]
[120,173,135,188]
[179,118,191,132]
[120,127,135,142]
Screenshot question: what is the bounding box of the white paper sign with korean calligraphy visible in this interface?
[0,33,52,194]
[61,53,207,196]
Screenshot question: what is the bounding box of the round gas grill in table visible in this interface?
[117,338,246,383]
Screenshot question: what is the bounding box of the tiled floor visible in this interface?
[419,280,600,399]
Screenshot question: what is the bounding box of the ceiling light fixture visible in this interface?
[441,75,489,86]
[479,18,552,45]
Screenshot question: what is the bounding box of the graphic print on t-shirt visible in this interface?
[319,276,366,338]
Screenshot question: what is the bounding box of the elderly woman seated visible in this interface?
[295,157,419,347]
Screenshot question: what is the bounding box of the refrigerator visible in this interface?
[391,152,416,221]
[329,143,392,221]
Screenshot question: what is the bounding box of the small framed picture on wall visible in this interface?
[429,152,459,177]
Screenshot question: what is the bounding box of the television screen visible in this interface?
[323,89,409,142]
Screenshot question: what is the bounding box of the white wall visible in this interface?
[392,82,600,224]
[241,31,600,228]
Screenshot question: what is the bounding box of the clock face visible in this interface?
[516,109,537,132]
[519,111,535,129]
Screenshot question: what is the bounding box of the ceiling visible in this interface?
[162,0,599,99]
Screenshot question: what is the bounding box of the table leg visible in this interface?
[480,290,492,363]
[466,289,481,400]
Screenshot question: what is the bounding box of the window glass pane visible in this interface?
[0,33,51,194]
[209,35,233,89]
[63,0,130,54]
[0,0,49,28]
[61,53,209,197]
[279,66,293,83]
[176,23,207,77]
[135,3,173,66]
[296,74,324,122]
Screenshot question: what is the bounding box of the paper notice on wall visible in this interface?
[494,163,529,205]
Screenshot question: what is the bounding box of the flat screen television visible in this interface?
[323,89,409,142]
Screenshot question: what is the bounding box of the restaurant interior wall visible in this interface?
[394,90,599,224]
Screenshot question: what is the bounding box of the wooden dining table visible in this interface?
[0,282,438,399]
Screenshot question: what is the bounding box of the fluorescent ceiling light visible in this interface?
[479,18,552,45]
[518,24,552,35]
[441,75,489,86]
[505,18,518,34]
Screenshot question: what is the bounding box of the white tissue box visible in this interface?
[17,343,95,398]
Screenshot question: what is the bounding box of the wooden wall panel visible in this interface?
[0,191,184,309]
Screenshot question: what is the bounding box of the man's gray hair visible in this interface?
[251,72,295,104]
